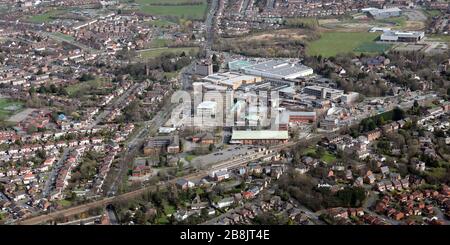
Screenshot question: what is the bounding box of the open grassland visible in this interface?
[306,31,381,57]
[0,98,24,121]
[138,47,199,59]
[136,0,207,20]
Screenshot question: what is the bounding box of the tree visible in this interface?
[79,73,95,82]
[393,107,405,121]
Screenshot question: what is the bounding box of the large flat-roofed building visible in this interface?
[240,60,314,80]
[362,7,402,19]
[303,86,344,100]
[202,72,261,90]
[380,30,425,43]
[231,130,289,145]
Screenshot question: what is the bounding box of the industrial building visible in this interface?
[202,72,261,90]
[362,7,402,19]
[240,60,314,80]
[230,130,289,145]
[380,30,425,43]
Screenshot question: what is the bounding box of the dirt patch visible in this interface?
[403,21,425,31]
[247,29,307,41]
[318,19,339,25]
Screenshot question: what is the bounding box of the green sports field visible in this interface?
[306,32,382,57]
[136,0,207,20]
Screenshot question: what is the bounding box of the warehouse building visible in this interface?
[380,30,425,43]
[240,60,314,80]
[362,7,402,19]
[231,130,289,145]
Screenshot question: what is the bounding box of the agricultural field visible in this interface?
[306,31,382,57]
[136,0,207,20]
[0,98,24,121]
[137,47,199,59]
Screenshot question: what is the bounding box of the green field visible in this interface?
[149,38,172,48]
[52,32,75,42]
[164,71,180,79]
[27,10,64,23]
[424,9,442,18]
[138,47,199,59]
[303,146,337,164]
[146,19,176,28]
[66,78,109,97]
[136,0,207,20]
[354,42,393,53]
[430,34,450,43]
[0,98,24,121]
[306,32,381,57]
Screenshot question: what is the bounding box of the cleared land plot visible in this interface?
[136,0,207,20]
[6,108,35,123]
[0,98,25,121]
[137,47,199,59]
[306,32,381,57]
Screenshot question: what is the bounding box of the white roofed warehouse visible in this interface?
[231,130,289,145]
[240,59,314,80]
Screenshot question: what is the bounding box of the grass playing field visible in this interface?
[306,31,381,57]
[138,47,199,59]
[0,98,24,121]
[136,0,207,20]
